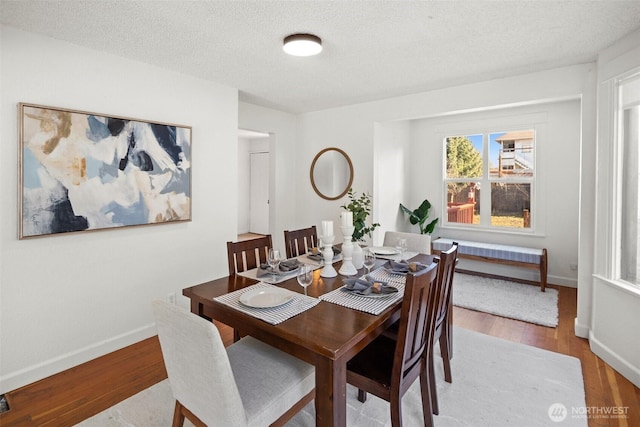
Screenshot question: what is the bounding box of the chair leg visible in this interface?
[357,389,368,402]
[428,350,439,416]
[390,392,403,427]
[440,333,452,383]
[172,401,185,427]
[419,367,434,427]
[446,305,453,360]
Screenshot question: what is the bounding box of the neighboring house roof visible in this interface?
[495,130,534,142]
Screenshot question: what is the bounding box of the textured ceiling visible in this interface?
[2,1,640,114]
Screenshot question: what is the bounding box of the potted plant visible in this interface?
[341,189,380,268]
[400,199,439,234]
[341,188,380,242]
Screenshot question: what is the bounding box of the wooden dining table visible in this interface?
[182,254,433,426]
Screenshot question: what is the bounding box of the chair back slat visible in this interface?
[284,226,318,258]
[434,242,458,326]
[392,263,438,389]
[227,235,273,275]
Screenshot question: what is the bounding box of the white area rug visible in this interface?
[453,273,559,327]
[78,328,586,426]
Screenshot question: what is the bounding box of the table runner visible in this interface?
[214,283,320,325]
[319,268,407,315]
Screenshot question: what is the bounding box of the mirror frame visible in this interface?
[310,147,354,200]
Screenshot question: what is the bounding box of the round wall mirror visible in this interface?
[310,147,354,200]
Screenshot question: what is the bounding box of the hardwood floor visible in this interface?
[0,286,637,426]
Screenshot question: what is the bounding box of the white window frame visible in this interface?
[439,113,546,236]
[613,70,640,289]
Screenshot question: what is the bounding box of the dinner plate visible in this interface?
[239,288,294,308]
[369,246,399,256]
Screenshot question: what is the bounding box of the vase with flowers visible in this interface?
[340,188,380,269]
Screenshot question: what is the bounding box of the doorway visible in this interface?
[238,129,270,236]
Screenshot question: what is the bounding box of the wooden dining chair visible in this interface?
[283,226,318,258]
[427,241,458,415]
[346,263,439,427]
[380,241,458,418]
[152,300,315,427]
[227,234,273,275]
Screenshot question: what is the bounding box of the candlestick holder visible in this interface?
[339,226,357,276]
[320,234,337,278]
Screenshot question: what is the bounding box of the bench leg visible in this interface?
[540,248,548,292]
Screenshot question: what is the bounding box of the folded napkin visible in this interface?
[342,277,396,296]
[257,259,300,278]
[386,260,429,274]
[307,246,341,261]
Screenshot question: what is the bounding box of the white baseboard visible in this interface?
[0,324,156,394]
[589,331,640,388]
[574,317,590,338]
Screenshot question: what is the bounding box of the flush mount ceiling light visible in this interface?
[283,33,322,56]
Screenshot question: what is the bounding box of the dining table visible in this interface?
[183,252,434,426]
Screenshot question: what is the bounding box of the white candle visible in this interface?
[340,211,352,227]
[322,220,333,237]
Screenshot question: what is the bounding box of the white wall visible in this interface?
[589,28,640,388]
[407,100,581,285]
[0,26,239,393]
[293,65,595,287]
[374,121,412,240]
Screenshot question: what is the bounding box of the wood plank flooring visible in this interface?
[1,286,638,426]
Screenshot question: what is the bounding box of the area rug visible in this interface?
[78,327,586,426]
[453,273,559,327]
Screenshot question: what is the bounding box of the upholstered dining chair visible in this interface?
[383,231,432,254]
[227,234,273,275]
[346,263,439,427]
[152,300,315,427]
[283,226,319,258]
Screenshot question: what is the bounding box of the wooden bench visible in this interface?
[432,238,548,292]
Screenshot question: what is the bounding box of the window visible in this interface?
[619,76,640,286]
[444,130,535,230]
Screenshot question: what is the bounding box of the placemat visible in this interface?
[319,268,407,315]
[214,283,320,325]
[237,256,324,284]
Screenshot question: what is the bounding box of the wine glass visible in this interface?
[363,248,376,275]
[396,238,407,260]
[297,264,313,296]
[267,248,282,282]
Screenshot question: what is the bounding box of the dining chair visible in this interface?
[227,234,273,275]
[381,241,458,417]
[283,226,318,258]
[346,262,439,427]
[152,300,315,427]
[383,231,432,254]
[427,241,458,415]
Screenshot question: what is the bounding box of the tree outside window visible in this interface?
[444,130,534,229]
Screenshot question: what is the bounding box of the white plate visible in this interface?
[369,246,399,256]
[239,288,294,308]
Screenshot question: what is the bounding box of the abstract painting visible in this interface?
[19,103,192,238]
